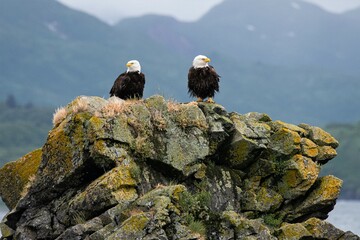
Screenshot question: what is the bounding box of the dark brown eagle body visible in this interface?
[110,71,145,100]
[188,66,220,100]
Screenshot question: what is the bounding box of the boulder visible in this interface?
[0,95,356,239]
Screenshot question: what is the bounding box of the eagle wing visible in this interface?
[187,67,198,97]
[109,72,129,97]
[209,65,220,92]
[131,72,145,98]
[209,65,220,80]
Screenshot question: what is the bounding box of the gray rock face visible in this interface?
[0,95,358,240]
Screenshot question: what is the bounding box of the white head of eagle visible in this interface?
[126,60,141,73]
[192,55,211,69]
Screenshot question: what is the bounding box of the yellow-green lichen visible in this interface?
[316,146,337,161]
[226,137,254,168]
[222,210,242,227]
[112,187,138,203]
[43,126,74,175]
[120,213,150,234]
[0,222,15,238]
[0,149,42,208]
[269,128,301,155]
[88,115,106,140]
[68,166,138,215]
[277,223,311,240]
[277,155,319,200]
[171,104,208,130]
[270,121,307,135]
[144,95,167,111]
[310,175,342,200]
[256,187,283,212]
[301,217,342,239]
[300,138,319,158]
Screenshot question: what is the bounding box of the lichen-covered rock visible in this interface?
[300,138,319,158]
[268,128,301,156]
[284,175,343,222]
[221,211,275,239]
[0,95,357,240]
[277,223,311,240]
[242,187,283,212]
[0,149,42,209]
[302,217,344,239]
[299,124,339,148]
[277,154,319,200]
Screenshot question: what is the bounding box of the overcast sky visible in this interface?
[57,0,360,25]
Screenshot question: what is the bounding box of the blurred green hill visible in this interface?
[0,97,52,166]
[323,122,360,199]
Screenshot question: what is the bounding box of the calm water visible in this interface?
[0,200,359,236]
[327,200,360,235]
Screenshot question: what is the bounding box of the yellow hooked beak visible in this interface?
[204,57,211,63]
[126,62,133,67]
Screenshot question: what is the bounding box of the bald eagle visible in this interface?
[110,60,145,100]
[188,55,220,103]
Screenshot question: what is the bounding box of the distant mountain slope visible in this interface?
[0,0,112,41]
[323,122,360,199]
[0,0,360,124]
[115,15,194,54]
[0,0,118,105]
[0,102,53,166]
[343,7,360,21]
[195,0,360,73]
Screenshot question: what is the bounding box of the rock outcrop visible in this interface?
[0,95,358,239]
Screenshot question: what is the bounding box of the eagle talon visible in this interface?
[196,98,204,102]
[207,98,215,103]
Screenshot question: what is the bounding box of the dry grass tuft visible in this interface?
[185,101,199,107]
[72,211,87,225]
[128,208,144,216]
[53,107,67,126]
[155,183,166,189]
[167,99,199,112]
[103,101,125,117]
[95,98,141,118]
[151,110,167,131]
[98,98,125,118]
[167,100,181,112]
[72,97,89,114]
